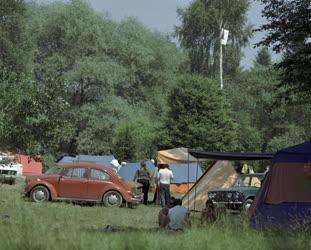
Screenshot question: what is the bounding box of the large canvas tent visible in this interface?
[182,150,274,211]
[157,148,273,196]
[118,160,203,194]
[158,147,200,164]
[157,148,203,194]
[169,163,203,193]
[182,160,238,211]
[250,141,311,229]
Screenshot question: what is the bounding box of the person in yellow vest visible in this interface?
[241,163,261,187]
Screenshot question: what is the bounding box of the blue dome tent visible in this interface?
[250,141,311,229]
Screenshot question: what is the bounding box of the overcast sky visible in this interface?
[35,0,272,68]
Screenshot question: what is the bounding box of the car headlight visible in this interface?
[127,190,134,196]
[234,192,240,199]
[227,192,232,199]
[208,192,216,199]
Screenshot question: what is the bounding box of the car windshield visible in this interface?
[234,175,264,188]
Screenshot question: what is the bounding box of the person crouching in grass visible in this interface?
[158,198,190,231]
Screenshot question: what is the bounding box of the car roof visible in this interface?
[62,163,115,174]
[239,173,265,177]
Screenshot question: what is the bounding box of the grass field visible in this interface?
[0,182,310,250]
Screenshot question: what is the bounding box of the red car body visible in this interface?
[25,163,142,207]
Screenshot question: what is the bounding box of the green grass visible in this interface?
[0,182,310,250]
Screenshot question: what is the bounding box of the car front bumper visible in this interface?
[211,201,243,205]
[130,193,144,203]
[211,201,243,210]
[0,175,16,184]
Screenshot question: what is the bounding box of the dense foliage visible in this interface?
[0,0,182,160]
[256,0,311,100]
[0,0,310,164]
[162,75,237,151]
[254,47,271,67]
[0,0,33,73]
[227,63,309,152]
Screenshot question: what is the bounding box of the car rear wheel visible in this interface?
[30,186,50,202]
[242,198,253,211]
[103,190,123,207]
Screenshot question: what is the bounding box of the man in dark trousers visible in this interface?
[158,164,174,207]
[133,161,151,205]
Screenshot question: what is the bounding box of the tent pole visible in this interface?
[193,161,199,211]
[187,150,190,210]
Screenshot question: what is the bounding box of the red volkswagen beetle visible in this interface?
[24,163,143,207]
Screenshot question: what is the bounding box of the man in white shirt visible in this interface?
[157,164,174,207]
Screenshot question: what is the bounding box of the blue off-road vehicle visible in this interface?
[208,173,265,211]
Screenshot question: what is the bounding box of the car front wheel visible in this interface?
[30,186,50,202]
[242,198,253,211]
[103,190,123,207]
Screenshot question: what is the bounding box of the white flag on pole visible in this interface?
[220,29,229,45]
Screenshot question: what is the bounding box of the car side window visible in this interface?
[64,168,87,179]
[235,176,250,187]
[90,169,110,181]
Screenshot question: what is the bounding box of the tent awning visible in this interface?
[188,150,274,160]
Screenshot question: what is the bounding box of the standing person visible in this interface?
[133,161,151,205]
[158,164,174,207]
[110,159,122,173]
[151,163,160,204]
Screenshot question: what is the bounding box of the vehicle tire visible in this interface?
[102,190,123,207]
[242,198,253,211]
[30,186,50,203]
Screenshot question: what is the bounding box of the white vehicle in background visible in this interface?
[0,164,18,185]
[0,153,22,185]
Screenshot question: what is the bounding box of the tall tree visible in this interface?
[0,0,33,73]
[176,0,252,78]
[227,65,309,152]
[162,74,238,151]
[27,0,183,154]
[254,47,271,67]
[256,0,311,100]
[0,72,72,154]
